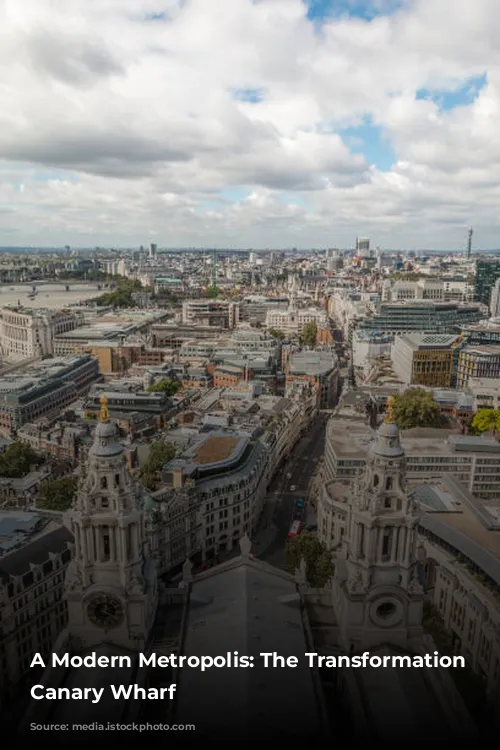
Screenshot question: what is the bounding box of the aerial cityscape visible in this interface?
[1,0,500,744]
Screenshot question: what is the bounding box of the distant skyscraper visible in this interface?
[490,277,500,318]
[356,237,370,255]
[467,227,473,259]
[149,242,157,259]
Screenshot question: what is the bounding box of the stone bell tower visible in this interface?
[64,396,157,651]
[333,396,425,650]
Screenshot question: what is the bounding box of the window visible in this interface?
[373,474,379,487]
[103,528,110,560]
[100,476,107,489]
[386,477,393,490]
[376,602,396,620]
[382,528,392,559]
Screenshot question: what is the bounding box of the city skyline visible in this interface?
[0,0,499,247]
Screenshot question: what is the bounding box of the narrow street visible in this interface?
[254,411,328,568]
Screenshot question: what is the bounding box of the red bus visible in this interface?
[288,520,302,538]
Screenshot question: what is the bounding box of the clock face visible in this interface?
[87,594,124,629]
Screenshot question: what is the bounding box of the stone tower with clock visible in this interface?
[333,396,425,651]
[64,396,158,652]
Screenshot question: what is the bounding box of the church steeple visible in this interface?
[333,402,424,650]
[63,408,157,651]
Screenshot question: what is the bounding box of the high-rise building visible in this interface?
[475,259,500,305]
[490,277,500,317]
[356,237,370,254]
[148,242,157,259]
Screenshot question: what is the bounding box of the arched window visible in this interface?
[373,475,379,487]
[100,476,107,489]
[386,477,392,490]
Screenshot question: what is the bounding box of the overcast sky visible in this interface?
[0,0,498,249]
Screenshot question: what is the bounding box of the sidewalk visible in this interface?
[251,495,280,556]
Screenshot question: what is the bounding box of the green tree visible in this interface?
[285,532,334,587]
[0,441,39,478]
[147,379,180,396]
[94,277,144,308]
[140,440,176,491]
[393,388,442,430]
[300,321,318,347]
[37,476,78,511]
[471,408,500,435]
[268,328,286,341]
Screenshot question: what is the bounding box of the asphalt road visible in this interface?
[261,411,328,568]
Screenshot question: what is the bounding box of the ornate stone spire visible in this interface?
[385,395,396,424]
[99,394,109,422]
[370,395,403,459]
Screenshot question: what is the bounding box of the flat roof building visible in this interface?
[391,333,461,387]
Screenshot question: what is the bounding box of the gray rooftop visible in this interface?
[289,351,337,376]
[398,333,460,349]
[0,524,72,580]
[420,511,500,587]
[174,557,324,740]
[348,644,467,742]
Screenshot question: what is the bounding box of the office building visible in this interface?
[0,307,84,363]
[475,260,500,306]
[181,299,240,329]
[359,301,483,337]
[490,278,500,318]
[286,351,339,408]
[0,355,99,435]
[325,413,500,501]
[391,333,461,387]
[456,346,500,388]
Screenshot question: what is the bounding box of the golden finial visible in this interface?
[385,395,396,424]
[99,394,109,422]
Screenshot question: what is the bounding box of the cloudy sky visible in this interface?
[0,0,498,249]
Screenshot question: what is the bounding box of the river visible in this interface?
[0,282,101,309]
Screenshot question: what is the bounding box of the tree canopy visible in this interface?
[94,277,143,308]
[37,476,78,511]
[300,321,318,347]
[393,388,442,430]
[147,379,180,396]
[471,408,500,435]
[140,440,176,491]
[285,532,334,588]
[268,327,286,340]
[0,441,39,478]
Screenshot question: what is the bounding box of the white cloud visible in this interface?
[0,0,499,248]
